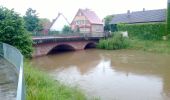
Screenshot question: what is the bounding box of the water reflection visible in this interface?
[31,50,170,100]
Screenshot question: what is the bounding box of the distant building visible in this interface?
[110,9,166,25]
[71,9,103,34]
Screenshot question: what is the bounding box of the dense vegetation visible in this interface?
[62,25,73,34]
[24,8,43,33]
[98,31,170,54]
[167,2,170,34]
[103,15,114,31]
[0,6,32,57]
[24,62,86,100]
[117,23,166,40]
[97,32,129,50]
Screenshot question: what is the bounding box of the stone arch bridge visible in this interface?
[32,34,103,57]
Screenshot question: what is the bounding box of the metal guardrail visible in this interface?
[0,43,25,100]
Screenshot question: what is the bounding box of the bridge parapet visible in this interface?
[32,33,105,44]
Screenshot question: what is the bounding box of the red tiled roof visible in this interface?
[80,9,103,24]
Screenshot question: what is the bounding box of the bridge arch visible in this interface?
[84,42,96,49]
[48,44,76,54]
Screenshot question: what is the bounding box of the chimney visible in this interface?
[85,8,90,11]
[127,10,130,14]
[143,8,145,12]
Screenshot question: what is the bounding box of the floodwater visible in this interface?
[31,49,170,100]
[0,57,17,100]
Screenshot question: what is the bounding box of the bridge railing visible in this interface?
[0,43,25,100]
[32,32,83,37]
[32,32,105,38]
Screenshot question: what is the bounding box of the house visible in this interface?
[71,9,103,34]
[110,9,166,25]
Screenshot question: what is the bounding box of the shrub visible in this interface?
[97,32,130,50]
[0,6,33,57]
[117,23,166,40]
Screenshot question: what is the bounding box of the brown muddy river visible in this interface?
[31,49,170,100]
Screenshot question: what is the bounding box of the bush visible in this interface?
[97,32,130,50]
[0,6,33,57]
[117,23,166,40]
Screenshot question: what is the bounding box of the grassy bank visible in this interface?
[97,32,170,54]
[128,39,170,54]
[24,62,86,100]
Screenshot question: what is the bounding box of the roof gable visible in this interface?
[71,9,103,25]
[81,9,103,24]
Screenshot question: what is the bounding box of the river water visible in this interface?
[31,49,170,100]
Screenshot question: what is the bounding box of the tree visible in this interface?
[24,8,42,32]
[39,18,51,34]
[104,15,113,31]
[0,6,33,57]
[62,25,72,34]
[39,18,51,28]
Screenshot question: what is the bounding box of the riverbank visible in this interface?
[24,61,86,100]
[128,39,170,54]
[97,33,170,54]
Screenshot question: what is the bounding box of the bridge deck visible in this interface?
[0,57,17,100]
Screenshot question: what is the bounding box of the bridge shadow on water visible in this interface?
[48,43,96,54]
[84,42,96,49]
[48,44,75,54]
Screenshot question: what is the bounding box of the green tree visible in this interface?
[0,6,33,57]
[39,18,51,30]
[24,8,42,32]
[167,0,170,34]
[62,25,72,34]
[104,15,113,31]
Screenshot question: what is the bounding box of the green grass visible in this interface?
[128,39,170,54]
[24,62,86,100]
[98,32,170,54]
[97,32,130,50]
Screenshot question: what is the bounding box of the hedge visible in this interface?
[167,2,170,34]
[117,23,166,40]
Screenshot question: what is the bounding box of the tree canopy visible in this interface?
[104,15,113,31]
[62,25,72,34]
[0,6,32,57]
[24,8,42,32]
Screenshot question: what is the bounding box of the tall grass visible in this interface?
[97,31,170,54]
[24,62,86,100]
[97,32,130,50]
[128,38,170,54]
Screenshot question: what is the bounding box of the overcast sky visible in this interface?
[0,0,167,30]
